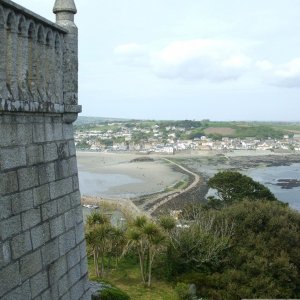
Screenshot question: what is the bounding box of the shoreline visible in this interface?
[78,151,300,216]
[77,151,188,199]
[133,158,202,215]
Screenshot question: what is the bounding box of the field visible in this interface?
[204,127,236,135]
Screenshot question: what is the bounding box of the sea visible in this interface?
[243,163,300,211]
[78,163,300,212]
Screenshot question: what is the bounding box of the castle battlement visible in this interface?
[0,0,81,119]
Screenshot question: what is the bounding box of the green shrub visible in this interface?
[99,286,131,300]
[175,282,190,300]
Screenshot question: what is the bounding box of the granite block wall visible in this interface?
[0,0,89,299]
[0,113,90,300]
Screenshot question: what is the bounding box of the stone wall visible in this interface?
[0,1,89,299]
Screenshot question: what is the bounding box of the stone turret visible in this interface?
[53,0,77,22]
[53,0,79,122]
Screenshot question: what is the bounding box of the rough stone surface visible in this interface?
[53,0,77,14]
[30,271,49,298]
[0,242,11,268]
[11,231,32,260]
[0,215,22,241]
[0,171,19,195]
[0,263,21,298]
[0,0,88,299]
[0,146,26,170]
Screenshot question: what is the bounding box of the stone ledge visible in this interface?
[0,99,64,113]
[64,104,82,113]
[0,99,81,116]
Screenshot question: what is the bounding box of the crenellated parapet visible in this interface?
[0,0,81,121]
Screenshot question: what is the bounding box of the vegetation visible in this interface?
[167,211,234,274]
[95,286,131,300]
[174,282,192,300]
[76,139,90,149]
[88,246,179,300]
[86,212,126,277]
[207,171,278,208]
[125,216,166,287]
[86,175,300,299]
[192,200,300,299]
[233,125,285,139]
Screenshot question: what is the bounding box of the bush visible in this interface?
[92,286,131,300]
[175,282,190,300]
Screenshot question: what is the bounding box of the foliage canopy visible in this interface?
[207,170,278,206]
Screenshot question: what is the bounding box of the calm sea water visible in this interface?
[243,163,300,211]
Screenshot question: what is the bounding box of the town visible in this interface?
[75,119,300,154]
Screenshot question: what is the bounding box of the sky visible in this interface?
[17,0,300,121]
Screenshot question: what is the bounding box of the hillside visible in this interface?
[75,117,300,140]
[75,116,130,125]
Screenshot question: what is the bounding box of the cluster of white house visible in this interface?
[75,123,300,154]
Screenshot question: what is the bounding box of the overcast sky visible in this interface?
[17,0,300,121]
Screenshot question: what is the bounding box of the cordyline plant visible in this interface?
[85,213,111,277]
[85,212,126,277]
[124,216,166,287]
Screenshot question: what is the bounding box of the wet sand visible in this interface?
[77,151,300,214]
[77,152,188,198]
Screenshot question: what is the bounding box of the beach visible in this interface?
[77,152,188,199]
[77,151,300,214]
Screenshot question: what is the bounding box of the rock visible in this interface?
[188,283,197,298]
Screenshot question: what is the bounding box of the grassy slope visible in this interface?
[203,122,299,138]
[88,257,179,300]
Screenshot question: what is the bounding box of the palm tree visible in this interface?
[143,222,165,287]
[158,216,177,279]
[108,227,126,269]
[85,212,112,277]
[126,216,165,287]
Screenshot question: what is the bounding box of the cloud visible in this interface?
[272,59,300,87]
[114,40,300,88]
[255,60,273,71]
[114,39,252,82]
[151,40,252,81]
[256,58,300,88]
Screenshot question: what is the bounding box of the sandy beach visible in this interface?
[77,151,300,214]
[77,152,188,199]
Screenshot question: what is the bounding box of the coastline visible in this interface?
[77,151,188,199]
[77,151,209,215]
[77,151,300,215]
[133,158,204,215]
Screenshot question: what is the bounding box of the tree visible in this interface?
[101,139,113,147]
[125,216,166,287]
[158,215,177,232]
[85,212,113,277]
[205,200,300,299]
[158,216,177,279]
[177,200,300,300]
[207,171,278,207]
[169,209,234,272]
[143,222,165,287]
[108,227,127,269]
